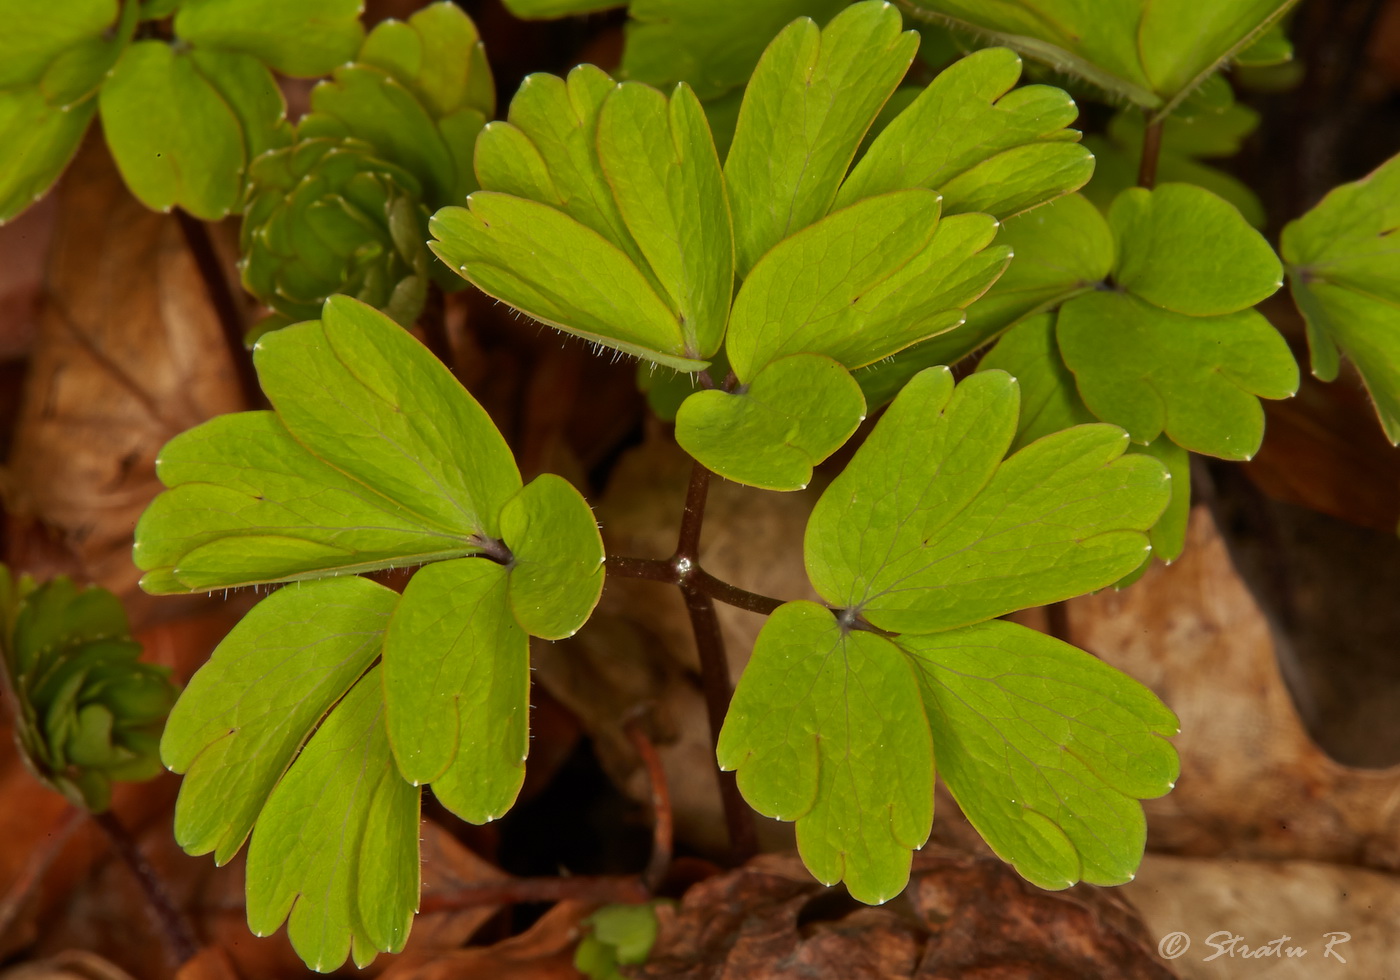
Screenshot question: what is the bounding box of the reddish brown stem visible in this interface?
[625,720,673,890]
[93,809,199,966]
[681,588,759,861]
[1138,118,1165,189]
[605,556,783,616]
[418,874,649,913]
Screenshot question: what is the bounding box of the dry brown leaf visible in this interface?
[2,137,244,609]
[406,821,511,953]
[379,899,589,980]
[1052,506,1400,869]
[1124,855,1400,979]
[634,849,1175,979]
[171,947,239,980]
[0,951,137,980]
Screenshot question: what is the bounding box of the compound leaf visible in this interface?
[597,81,732,360]
[245,666,419,972]
[98,41,245,219]
[726,191,1005,381]
[1109,183,1281,316]
[837,47,1090,219]
[805,368,1169,634]
[188,48,290,162]
[1282,152,1400,442]
[675,354,866,490]
[855,192,1111,408]
[430,194,706,370]
[1057,290,1298,458]
[725,2,918,276]
[254,295,522,539]
[136,411,485,593]
[161,577,398,865]
[900,620,1178,889]
[499,474,605,640]
[382,558,528,818]
[621,0,847,101]
[174,0,364,78]
[717,601,932,905]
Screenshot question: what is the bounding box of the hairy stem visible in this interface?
[174,210,263,410]
[1138,118,1165,189]
[93,810,199,966]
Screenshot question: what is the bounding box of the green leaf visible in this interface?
[161,577,398,864]
[1136,0,1298,111]
[906,0,1298,114]
[188,49,290,161]
[854,191,1111,408]
[357,2,494,204]
[804,368,1170,634]
[38,0,137,108]
[1109,183,1281,316]
[505,0,624,17]
[301,65,465,208]
[675,354,866,491]
[0,86,95,224]
[361,2,494,121]
[726,191,1007,381]
[725,2,918,276]
[978,313,1095,451]
[136,298,523,592]
[622,0,847,101]
[246,666,419,972]
[473,67,630,259]
[1282,152,1400,442]
[597,82,732,360]
[135,411,488,593]
[900,620,1178,888]
[0,0,117,89]
[499,474,605,640]
[174,0,364,78]
[98,41,245,219]
[2,572,174,812]
[1134,435,1190,563]
[837,48,1090,219]
[1057,290,1298,458]
[717,601,932,905]
[429,194,708,371]
[382,558,528,821]
[254,295,522,538]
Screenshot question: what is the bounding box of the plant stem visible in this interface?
[625,719,673,890]
[605,556,783,615]
[1138,118,1165,189]
[664,460,760,861]
[93,809,199,966]
[174,210,263,410]
[418,874,649,912]
[680,589,759,861]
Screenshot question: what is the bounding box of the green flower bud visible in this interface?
[240,137,430,327]
[1,569,176,812]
